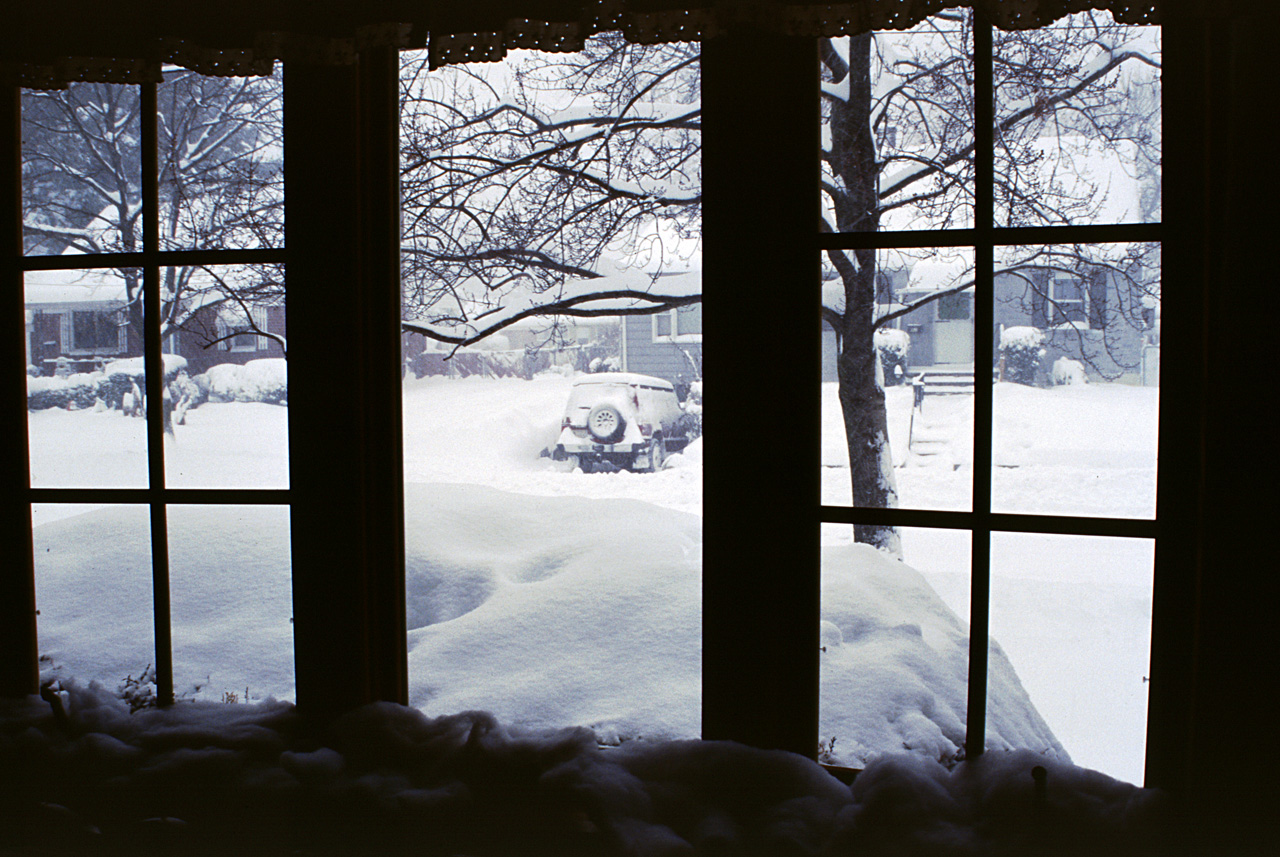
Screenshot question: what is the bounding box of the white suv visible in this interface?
[552,372,694,472]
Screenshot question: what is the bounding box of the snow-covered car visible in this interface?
[552,372,693,472]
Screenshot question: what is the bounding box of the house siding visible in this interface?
[180,305,287,375]
[621,314,702,384]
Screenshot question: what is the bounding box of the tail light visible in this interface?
[639,423,653,437]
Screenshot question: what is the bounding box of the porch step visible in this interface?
[912,368,975,396]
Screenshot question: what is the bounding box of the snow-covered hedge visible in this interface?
[1052,356,1088,386]
[200,358,287,404]
[875,327,911,386]
[999,326,1046,386]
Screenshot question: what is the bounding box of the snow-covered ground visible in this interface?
[27,373,1158,786]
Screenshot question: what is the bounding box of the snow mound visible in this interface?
[821,543,1066,768]
[1052,357,1088,385]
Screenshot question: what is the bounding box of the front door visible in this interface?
[933,292,973,364]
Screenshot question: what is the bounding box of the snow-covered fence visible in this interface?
[406,344,617,380]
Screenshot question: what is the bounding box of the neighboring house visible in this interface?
[24,268,286,378]
[821,260,1158,385]
[619,302,702,386]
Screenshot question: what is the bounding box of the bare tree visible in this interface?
[399,34,700,348]
[820,10,1160,550]
[22,68,284,349]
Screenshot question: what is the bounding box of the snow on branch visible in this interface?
[403,269,701,348]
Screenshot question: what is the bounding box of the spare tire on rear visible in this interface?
[587,403,626,443]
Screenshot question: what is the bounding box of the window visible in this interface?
[653,303,703,342]
[1046,273,1087,326]
[16,69,290,706]
[818,9,1161,783]
[3,5,1195,798]
[69,309,123,351]
[218,306,270,351]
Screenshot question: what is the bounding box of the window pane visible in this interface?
[822,248,975,513]
[822,525,1031,770]
[162,264,288,488]
[25,268,149,488]
[993,13,1161,226]
[991,243,1160,518]
[821,13,975,232]
[989,533,1154,785]
[157,67,284,251]
[33,504,155,701]
[400,36,702,741]
[168,505,294,703]
[22,83,141,256]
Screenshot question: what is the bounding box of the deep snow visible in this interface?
[13,371,1167,853]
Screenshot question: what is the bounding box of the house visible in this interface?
[822,254,1159,386]
[24,267,286,378]
[619,301,702,387]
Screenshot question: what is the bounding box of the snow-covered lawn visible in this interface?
[28,373,1158,785]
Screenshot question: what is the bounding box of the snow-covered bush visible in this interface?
[875,327,911,386]
[27,372,107,410]
[999,326,1046,386]
[199,359,287,404]
[1051,356,1088,386]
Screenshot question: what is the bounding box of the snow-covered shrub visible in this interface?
[999,326,1046,385]
[200,359,288,404]
[1052,356,1088,386]
[875,327,911,386]
[27,372,108,410]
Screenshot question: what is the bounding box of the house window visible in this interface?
[653,303,703,342]
[70,309,123,351]
[397,36,702,739]
[1047,273,1087,327]
[7,7,1187,796]
[219,307,270,351]
[937,292,971,321]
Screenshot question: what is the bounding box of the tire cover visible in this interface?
[587,403,626,443]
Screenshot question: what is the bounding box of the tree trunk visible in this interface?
[830,32,902,553]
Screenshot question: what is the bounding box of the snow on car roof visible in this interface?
[571,372,674,390]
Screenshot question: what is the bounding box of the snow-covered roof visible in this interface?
[24,268,128,306]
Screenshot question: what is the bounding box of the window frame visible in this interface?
[10,78,291,707]
[814,10,1164,773]
[0,14,1203,798]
